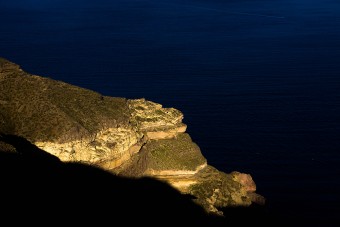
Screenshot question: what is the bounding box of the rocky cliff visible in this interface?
[0,57,265,216]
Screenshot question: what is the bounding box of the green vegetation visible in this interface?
[188,165,251,211]
[145,133,206,171]
[0,58,130,143]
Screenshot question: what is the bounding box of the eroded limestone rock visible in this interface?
[36,127,143,166]
[186,166,253,214]
[0,57,265,217]
[128,98,187,139]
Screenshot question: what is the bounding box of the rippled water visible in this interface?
[1,0,340,225]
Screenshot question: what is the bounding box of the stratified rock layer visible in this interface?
[0,57,264,215]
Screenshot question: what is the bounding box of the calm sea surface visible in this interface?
[1,0,340,225]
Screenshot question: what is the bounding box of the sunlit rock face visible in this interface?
[35,127,143,165]
[34,98,189,166]
[0,57,264,216]
[128,98,187,139]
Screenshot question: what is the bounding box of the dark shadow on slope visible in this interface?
[0,134,310,226]
[0,134,224,226]
[0,133,60,162]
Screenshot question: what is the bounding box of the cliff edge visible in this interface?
[0,57,265,216]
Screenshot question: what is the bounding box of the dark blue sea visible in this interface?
[1,0,340,225]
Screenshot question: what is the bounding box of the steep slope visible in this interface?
[0,57,265,216]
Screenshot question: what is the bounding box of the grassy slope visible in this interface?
[145,133,207,171]
[0,58,129,142]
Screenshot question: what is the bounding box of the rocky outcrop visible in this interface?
[128,98,187,139]
[35,126,143,165]
[0,57,265,216]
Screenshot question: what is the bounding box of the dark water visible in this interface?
[1,0,340,225]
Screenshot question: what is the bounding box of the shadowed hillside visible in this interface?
[0,134,222,226]
[0,134,288,226]
[0,58,287,226]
